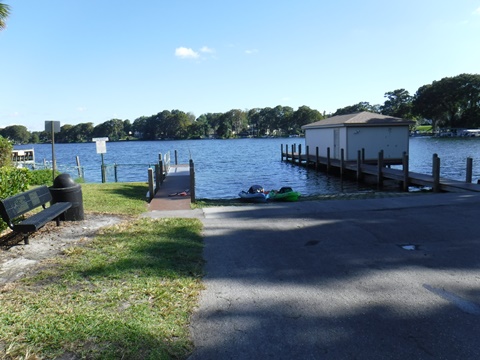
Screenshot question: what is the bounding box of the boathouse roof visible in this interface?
[302,111,414,129]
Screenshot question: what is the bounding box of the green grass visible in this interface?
[414,125,433,133]
[0,183,204,360]
[81,182,149,215]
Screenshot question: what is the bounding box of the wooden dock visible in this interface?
[282,145,480,193]
[147,152,196,211]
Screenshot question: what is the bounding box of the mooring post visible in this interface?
[155,164,160,191]
[315,147,319,171]
[148,168,154,201]
[402,152,409,192]
[466,157,473,183]
[327,147,331,173]
[76,156,82,179]
[291,144,295,164]
[189,159,196,203]
[159,156,164,185]
[175,150,178,165]
[361,148,365,163]
[340,149,345,178]
[306,145,309,167]
[377,150,384,188]
[281,144,284,161]
[298,144,302,165]
[432,154,440,192]
[357,150,362,182]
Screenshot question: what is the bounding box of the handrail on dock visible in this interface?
[281,144,480,193]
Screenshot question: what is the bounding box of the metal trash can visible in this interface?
[49,173,84,221]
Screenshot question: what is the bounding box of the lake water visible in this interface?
[13,137,480,199]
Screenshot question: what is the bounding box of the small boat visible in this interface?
[266,187,300,202]
[238,185,266,203]
[11,149,35,167]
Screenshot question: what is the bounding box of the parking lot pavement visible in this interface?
[188,192,480,360]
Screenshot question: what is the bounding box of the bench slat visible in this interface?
[0,186,52,222]
[12,202,72,233]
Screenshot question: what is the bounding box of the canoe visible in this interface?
[266,187,300,202]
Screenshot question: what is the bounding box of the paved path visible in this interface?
[184,193,480,360]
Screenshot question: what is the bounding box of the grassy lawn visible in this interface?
[81,182,150,215]
[0,183,204,360]
[414,125,433,133]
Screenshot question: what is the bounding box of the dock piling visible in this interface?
[377,150,384,188]
[340,149,345,178]
[433,154,440,192]
[466,157,473,183]
[356,150,362,182]
[148,168,154,201]
[189,159,196,203]
[327,147,331,173]
[402,152,409,192]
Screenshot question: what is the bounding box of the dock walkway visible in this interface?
[284,151,480,193]
[148,164,192,211]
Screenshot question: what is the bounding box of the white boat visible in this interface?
[11,149,35,167]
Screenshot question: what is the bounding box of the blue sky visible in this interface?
[1,1,479,132]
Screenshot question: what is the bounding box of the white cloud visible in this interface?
[175,47,199,59]
[474,7,480,15]
[245,49,259,55]
[200,46,215,53]
[77,106,87,113]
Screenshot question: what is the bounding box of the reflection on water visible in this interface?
[14,136,480,199]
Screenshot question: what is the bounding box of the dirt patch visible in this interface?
[0,214,127,287]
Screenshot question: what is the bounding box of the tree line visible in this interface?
[1,73,479,144]
[1,105,325,144]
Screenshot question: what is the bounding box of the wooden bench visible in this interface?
[0,185,72,244]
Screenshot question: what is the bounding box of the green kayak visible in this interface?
[266,187,300,202]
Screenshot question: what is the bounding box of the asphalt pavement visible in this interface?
[181,192,480,360]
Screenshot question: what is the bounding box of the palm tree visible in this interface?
[0,2,10,31]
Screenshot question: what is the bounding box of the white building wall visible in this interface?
[346,126,409,160]
[305,125,409,161]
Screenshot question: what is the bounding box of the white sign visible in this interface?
[92,137,109,154]
[95,141,107,154]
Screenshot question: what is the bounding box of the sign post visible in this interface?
[45,121,61,183]
[92,137,109,183]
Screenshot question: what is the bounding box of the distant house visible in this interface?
[301,111,414,164]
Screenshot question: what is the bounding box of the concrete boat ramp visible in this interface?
[144,191,480,359]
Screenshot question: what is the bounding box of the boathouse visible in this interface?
[301,111,414,165]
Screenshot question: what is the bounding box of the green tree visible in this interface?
[56,124,73,143]
[201,113,223,137]
[413,74,480,131]
[333,102,380,116]
[381,89,414,119]
[92,119,126,141]
[0,125,31,144]
[0,2,10,31]
[0,135,12,167]
[29,132,40,144]
[291,106,323,133]
[132,116,148,139]
[191,115,211,138]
